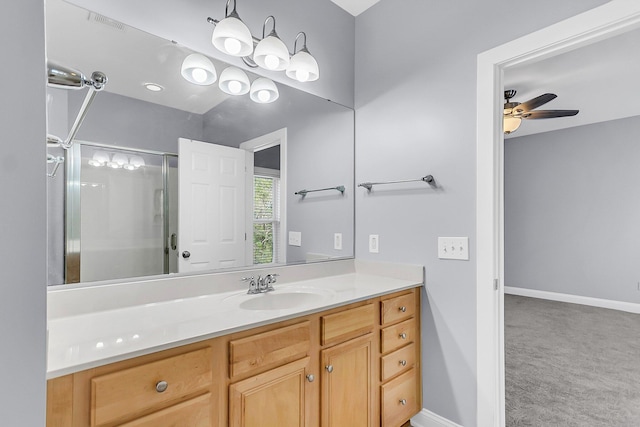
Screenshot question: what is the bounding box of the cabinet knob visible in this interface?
[400,360,407,367]
[325,365,334,373]
[399,332,407,340]
[155,381,168,393]
[399,306,407,313]
[306,374,315,382]
[399,399,407,406]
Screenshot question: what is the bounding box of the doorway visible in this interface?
[475,3,640,426]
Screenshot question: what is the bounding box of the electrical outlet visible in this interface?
[369,234,379,253]
[288,231,302,247]
[334,233,342,250]
[438,237,469,260]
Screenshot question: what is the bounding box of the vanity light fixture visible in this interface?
[144,83,164,92]
[286,32,319,82]
[181,53,217,85]
[207,0,319,81]
[210,0,254,57]
[250,77,279,103]
[219,66,250,95]
[253,16,290,71]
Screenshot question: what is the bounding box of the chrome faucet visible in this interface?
[242,274,279,294]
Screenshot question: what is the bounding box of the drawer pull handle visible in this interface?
[399,332,407,340]
[155,381,168,393]
[325,365,334,373]
[399,306,407,313]
[306,374,315,382]
[399,399,407,405]
[400,360,407,366]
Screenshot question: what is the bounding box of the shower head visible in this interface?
[47,63,107,91]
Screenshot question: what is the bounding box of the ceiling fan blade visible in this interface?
[514,93,557,113]
[522,109,579,119]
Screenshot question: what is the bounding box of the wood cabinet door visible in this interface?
[229,357,310,427]
[321,334,373,427]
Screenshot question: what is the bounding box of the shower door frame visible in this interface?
[64,141,177,284]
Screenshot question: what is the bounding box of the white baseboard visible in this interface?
[504,287,640,314]
[411,408,463,427]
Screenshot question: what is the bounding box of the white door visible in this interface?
[178,138,249,272]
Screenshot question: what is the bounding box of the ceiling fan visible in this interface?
[503,89,579,134]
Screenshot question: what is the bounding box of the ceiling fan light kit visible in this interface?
[503,89,579,134]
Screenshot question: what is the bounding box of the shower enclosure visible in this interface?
[64,142,178,283]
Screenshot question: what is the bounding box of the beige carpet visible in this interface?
[505,295,640,426]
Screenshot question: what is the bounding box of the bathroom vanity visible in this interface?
[46,260,423,427]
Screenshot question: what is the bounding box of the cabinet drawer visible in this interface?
[229,321,310,379]
[321,303,375,346]
[380,318,415,354]
[91,348,212,427]
[119,394,211,427]
[381,369,419,427]
[381,343,416,381]
[381,293,415,325]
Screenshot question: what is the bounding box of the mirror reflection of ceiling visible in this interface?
[330,0,380,16]
[46,0,230,114]
[504,26,640,138]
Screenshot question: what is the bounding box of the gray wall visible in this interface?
[0,0,47,424]
[354,0,609,425]
[67,0,355,108]
[505,116,640,304]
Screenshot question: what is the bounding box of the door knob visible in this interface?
[182,251,191,259]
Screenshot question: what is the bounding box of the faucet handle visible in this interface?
[266,273,279,283]
[241,276,254,282]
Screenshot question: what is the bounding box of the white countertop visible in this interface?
[47,260,423,379]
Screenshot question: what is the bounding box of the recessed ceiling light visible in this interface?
[144,83,163,92]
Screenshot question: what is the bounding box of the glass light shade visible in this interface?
[88,151,109,167]
[129,155,145,169]
[503,116,522,134]
[108,153,128,169]
[254,36,290,71]
[219,67,250,95]
[181,53,217,85]
[250,77,279,103]
[211,17,254,57]
[285,50,319,82]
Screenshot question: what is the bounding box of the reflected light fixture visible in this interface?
[181,53,217,85]
[250,77,279,103]
[219,66,250,95]
[107,153,128,169]
[209,0,253,57]
[286,32,319,82]
[129,155,145,169]
[88,151,109,167]
[503,116,522,134]
[253,16,290,71]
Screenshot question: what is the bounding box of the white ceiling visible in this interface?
[504,26,640,138]
[330,0,380,16]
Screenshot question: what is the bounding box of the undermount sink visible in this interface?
[225,287,336,311]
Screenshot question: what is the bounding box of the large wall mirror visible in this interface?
[46,0,354,286]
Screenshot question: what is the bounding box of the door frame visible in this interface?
[240,128,288,265]
[475,2,640,426]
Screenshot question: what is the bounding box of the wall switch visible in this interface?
[288,231,302,247]
[369,234,379,253]
[438,237,469,260]
[334,233,343,250]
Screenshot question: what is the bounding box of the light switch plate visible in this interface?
[438,237,469,260]
[289,231,302,247]
[334,233,342,250]
[369,234,379,253]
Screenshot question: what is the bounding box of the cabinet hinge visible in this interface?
[494,279,499,291]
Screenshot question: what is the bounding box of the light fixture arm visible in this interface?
[262,15,278,38]
[293,32,309,54]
